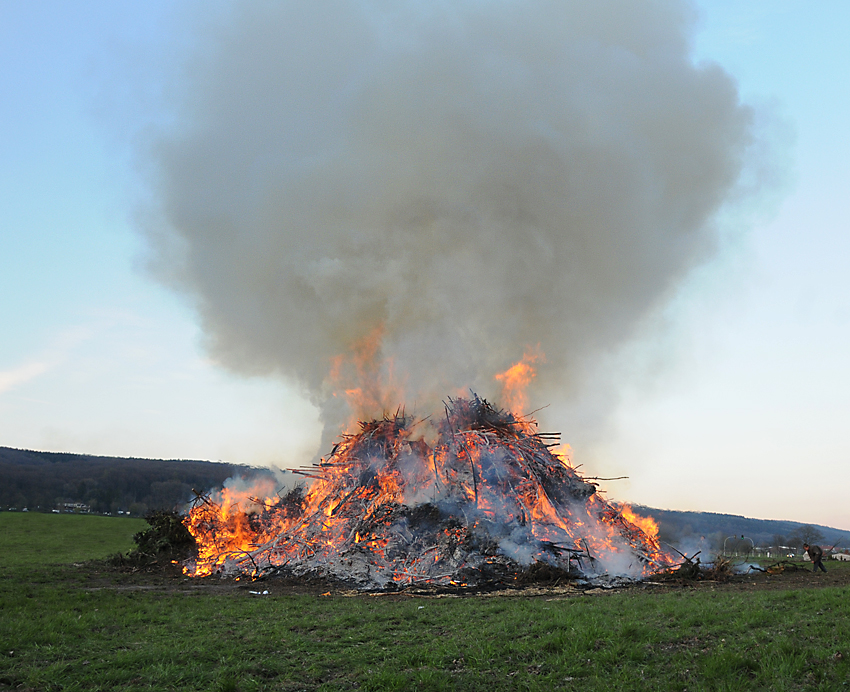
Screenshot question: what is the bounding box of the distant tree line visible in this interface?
[0,447,272,515]
[3,446,848,551]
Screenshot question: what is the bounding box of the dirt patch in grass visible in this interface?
[684,563,850,593]
[78,559,850,599]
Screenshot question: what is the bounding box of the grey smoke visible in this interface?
[142,1,755,446]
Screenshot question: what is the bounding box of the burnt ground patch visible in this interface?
[85,558,850,599]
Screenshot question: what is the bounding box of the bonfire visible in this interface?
[183,395,674,589]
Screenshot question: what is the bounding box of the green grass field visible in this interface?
[1,512,848,691]
[0,512,145,568]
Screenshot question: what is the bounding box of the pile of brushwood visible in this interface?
[109,509,197,570]
[657,554,809,583]
[671,555,735,582]
[182,395,672,589]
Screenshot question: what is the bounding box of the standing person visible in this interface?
[803,543,827,573]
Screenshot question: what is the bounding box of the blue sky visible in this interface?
[1,1,848,529]
[605,1,850,528]
[0,1,322,465]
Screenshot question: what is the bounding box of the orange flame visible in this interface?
[494,346,544,415]
[327,324,407,428]
[182,477,285,578]
[550,443,573,468]
[620,504,660,541]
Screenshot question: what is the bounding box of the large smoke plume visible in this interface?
[143,1,754,449]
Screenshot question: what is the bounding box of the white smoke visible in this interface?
[141,1,756,449]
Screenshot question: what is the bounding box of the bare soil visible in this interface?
[77,559,850,599]
[653,562,850,594]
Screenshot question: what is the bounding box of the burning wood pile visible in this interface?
[183,395,673,589]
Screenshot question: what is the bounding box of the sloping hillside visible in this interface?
[632,505,850,553]
[0,446,271,515]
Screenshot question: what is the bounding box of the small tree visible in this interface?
[790,524,825,549]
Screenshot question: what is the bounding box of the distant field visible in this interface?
[1,513,849,691]
[0,512,145,568]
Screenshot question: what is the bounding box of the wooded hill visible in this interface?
[2,446,847,552]
[0,446,272,516]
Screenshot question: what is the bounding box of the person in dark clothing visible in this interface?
[803,543,827,573]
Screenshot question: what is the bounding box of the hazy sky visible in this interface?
[1,1,848,530]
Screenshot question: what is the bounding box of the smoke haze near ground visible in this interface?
[142,1,755,448]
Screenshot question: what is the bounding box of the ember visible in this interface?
[183,395,673,588]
